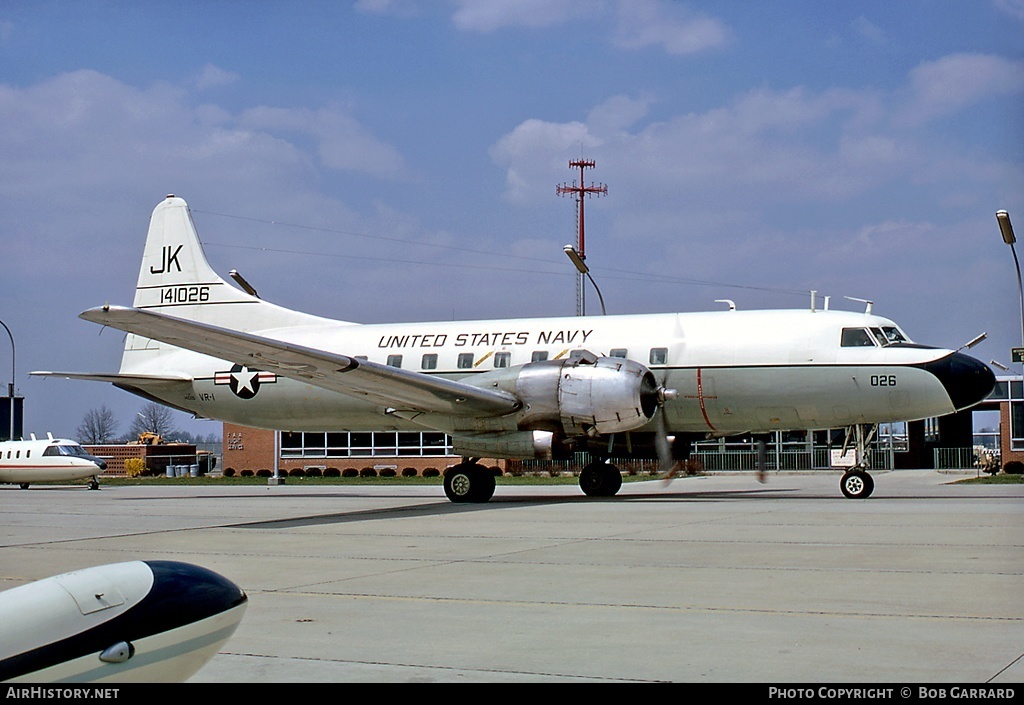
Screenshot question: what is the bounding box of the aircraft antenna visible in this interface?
[557,159,607,316]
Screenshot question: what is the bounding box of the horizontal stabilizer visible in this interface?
[30,371,192,385]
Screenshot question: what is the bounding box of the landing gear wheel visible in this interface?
[19,483,29,490]
[580,462,623,497]
[88,479,100,490]
[444,463,496,503]
[840,469,874,499]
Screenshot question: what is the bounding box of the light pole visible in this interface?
[564,245,606,316]
[0,318,14,442]
[997,210,1024,371]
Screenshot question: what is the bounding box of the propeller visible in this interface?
[756,438,767,484]
[652,385,678,482]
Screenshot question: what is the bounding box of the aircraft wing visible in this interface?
[78,305,522,417]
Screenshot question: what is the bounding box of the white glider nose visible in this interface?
[0,560,247,683]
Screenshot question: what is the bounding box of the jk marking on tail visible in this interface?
[151,244,184,274]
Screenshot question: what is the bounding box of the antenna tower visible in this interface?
[557,159,607,316]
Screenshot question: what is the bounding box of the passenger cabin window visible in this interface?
[494,352,511,368]
[649,348,668,365]
[531,351,548,362]
[421,353,438,370]
[457,353,474,369]
[568,350,585,360]
[386,354,403,368]
[841,328,877,347]
[610,348,627,358]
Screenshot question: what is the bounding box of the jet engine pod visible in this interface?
[0,560,247,683]
[513,354,662,437]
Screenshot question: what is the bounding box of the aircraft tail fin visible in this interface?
[131,195,335,331]
[133,195,259,316]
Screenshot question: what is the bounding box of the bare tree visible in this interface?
[128,402,179,440]
[77,405,120,444]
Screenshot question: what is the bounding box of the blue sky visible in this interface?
[1,0,1022,440]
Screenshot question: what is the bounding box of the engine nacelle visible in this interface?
[452,430,562,460]
[471,352,661,440]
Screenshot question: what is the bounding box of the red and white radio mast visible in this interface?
[557,159,607,316]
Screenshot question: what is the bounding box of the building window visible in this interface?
[278,430,454,457]
[457,353,474,369]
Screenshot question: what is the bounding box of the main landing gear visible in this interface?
[579,460,622,497]
[444,457,625,502]
[443,459,496,503]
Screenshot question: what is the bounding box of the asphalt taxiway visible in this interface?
[1,470,1021,683]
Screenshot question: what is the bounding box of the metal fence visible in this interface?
[932,447,977,470]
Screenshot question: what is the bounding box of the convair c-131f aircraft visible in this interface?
[34,196,995,502]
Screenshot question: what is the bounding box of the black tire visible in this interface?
[19,483,29,490]
[840,469,874,499]
[444,464,495,503]
[580,463,622,497]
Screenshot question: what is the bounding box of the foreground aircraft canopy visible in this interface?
[33,196,996,502]
[0,560,246,683]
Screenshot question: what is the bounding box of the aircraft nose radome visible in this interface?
[921,352,996,411]
[143,561,248,625]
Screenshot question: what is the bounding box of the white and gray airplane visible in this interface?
[0,434,106,490]
[34,196,995,502]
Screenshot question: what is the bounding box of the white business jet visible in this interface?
[33,196,995,502]
[0,433,106,490]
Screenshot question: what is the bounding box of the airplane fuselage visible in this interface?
[119,308,984,442]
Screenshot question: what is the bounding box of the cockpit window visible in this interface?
[841,328,877,347]
[878,326,908,345]
[43,445,88,457]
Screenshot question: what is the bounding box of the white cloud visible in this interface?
[612,0,731,55]
[195,64,240,90]
[894,53,1024,127]
[238,104,408,178]
[354,0,422,18]
[449,0,592,32]
[994,0,1024,21]
[851,16,886,44]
